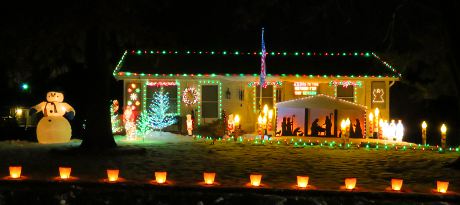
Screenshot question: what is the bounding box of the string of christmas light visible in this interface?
[372,53,402,77]
[328,80,363,88]
[247,81,283,87]
[196,80,223,125]
[113,50,401,79]
[116,72,399,79]
[193,135,460,153]
[276,94,367,109]
[129,50,373,57]
[182,87,199,106]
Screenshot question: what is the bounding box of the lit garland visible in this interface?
[329,80,363,88]
[182,87,199,106]
[147,81,177,87]
[247,81,283,87]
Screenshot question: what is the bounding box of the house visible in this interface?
[113,50,400,137]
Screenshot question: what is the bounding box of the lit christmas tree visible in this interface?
[136,109,151,136]
[149,90,177,131]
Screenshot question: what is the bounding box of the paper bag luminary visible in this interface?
[32,91,75,144]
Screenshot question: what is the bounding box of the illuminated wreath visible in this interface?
[182,87,199,106]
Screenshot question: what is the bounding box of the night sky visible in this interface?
[1,1,459,145]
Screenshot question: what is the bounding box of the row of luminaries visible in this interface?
[5,166,450,193]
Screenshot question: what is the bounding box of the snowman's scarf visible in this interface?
[44,102,58,116]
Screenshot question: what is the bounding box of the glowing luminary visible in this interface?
[421,121,427,145]
[297,176,309,188]
[107,169,119,182]
[345,178,357,190]
[250,174,262,187]
[391,178,403,191]
[59,167,72,179]
[440,124,447,149]
[9,166,22,179]
[203,172,216,185]
[155,171,167,184]
[437,181,449,193]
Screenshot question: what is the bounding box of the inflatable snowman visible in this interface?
[32,91,75,144]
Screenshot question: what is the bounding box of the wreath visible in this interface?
[182,87,199,106]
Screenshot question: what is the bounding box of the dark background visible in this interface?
[1,1,459,146]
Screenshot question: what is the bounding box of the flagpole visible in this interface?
[259,28,266,138]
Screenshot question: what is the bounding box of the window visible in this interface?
[276,88,282,102]
[146,85,178,113]
[336,86,354,102]
[201,85,218,118]
[256,85,274,110]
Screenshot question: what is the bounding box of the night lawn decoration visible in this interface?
[31,91,75,144]
[148,90,177,131]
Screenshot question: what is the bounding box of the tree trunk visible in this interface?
[80,26,117,149]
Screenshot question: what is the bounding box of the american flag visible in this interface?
[260,28,266,87]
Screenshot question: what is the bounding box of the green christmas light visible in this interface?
[21,83,29,91]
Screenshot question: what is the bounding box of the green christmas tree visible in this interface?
[136,109,151,136]
[148,90,177,131]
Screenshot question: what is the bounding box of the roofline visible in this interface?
[112,49,402,80]
[276,94,367,109]
[114,73,399,82]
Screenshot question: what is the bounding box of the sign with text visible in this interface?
[294,82,319,96]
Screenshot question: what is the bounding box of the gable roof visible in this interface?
[113,50,401,78]
[276,94,366,110]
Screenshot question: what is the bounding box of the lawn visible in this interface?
[1,133,459,194]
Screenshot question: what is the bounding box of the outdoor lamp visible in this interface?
[268,110,273,121]
[391,178,403,191]
[297,176,309,188]
[9,166,22,179]
[436,180,449,193]
[345,178,357,190]
[59,167,72,179]
[107,169,119,182]
[155,171,167,184]
[203,172,216,185]
[250,174,262,187]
